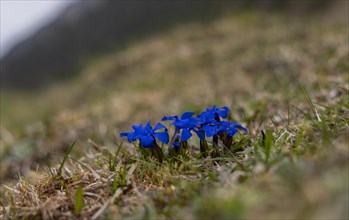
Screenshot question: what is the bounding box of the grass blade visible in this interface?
[58,140,77,175]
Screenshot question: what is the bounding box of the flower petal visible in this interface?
[145,120,152,131]
[194,130,205,140]
[154,131,169,144]
[119,132,137,142]
[217,121,228,132]
[181,112,195,119]
[119,132,129,138]
[140,136,154,148]
[201,125,213,133]
[154,122,167,131]
[188,118,200,128]
[133,125,147,137]
[235,124,248,133]
[162,115,178,121]
[181,128,192,141]
[202,125,217,137]
[173,119,188,128]
[132,123,142,130]
[227,127,238,137]
[206,129,217,137]
[218,106,230,118]
[127,132,137,142]
[172,142,180,148]
[198,111,215,124]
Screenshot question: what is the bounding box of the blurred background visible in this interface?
[0,0,335,89]
[0,1,348,217]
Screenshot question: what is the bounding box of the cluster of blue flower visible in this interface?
[120,105,247,160]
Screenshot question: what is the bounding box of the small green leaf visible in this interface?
[294,130,303,156]
[112,178,119,193]
[75,185,85,213]
[264,129,273,163]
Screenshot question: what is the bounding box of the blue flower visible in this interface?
[219,121,248,136]
[161,111,195,122]
[198,105,230,124]
[201,122,220,137]
[172,117,202,141]
[162,112,204,142]
[201,121,247,137]
[119,120,169,148]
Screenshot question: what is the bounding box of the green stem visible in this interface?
[169,128,180,150]
[180,140,188,150]
[151,141,164,163]
[222,132,232,151]
[200,139,209,157]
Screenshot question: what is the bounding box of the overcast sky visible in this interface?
[0,1,73,58]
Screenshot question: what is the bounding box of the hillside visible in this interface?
[1,1,333,89]
[1,4,348,219]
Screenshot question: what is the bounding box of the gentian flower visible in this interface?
[219,121,248,136]
[162,112,203,147]
[162,111,195,122]
[172,117,202,141]
[201,121,247,137]
[119,120,169,148]
[201,122,220,137]
[201,121,247,151]
[198,105,230,124]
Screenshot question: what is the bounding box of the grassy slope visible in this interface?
[1,4,348,219]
